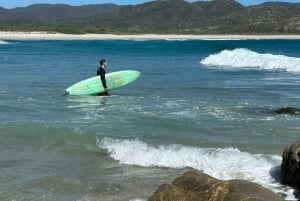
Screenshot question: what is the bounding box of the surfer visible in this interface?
[97,59,109,96]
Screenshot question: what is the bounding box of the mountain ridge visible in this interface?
[0,0,299,34]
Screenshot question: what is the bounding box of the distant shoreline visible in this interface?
[1,32,300,40]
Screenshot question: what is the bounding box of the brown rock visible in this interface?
[281,139,300,188]
[148,170,283,201]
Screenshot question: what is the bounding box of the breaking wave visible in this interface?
[200,48,300,73]
[98,137,296,200]
[0,40,11,44]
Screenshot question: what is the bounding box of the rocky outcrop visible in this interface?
[281,139,300,188]
[148,170,283,201]
[274,107,300,115]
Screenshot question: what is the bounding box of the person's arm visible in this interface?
[99,69,108,89]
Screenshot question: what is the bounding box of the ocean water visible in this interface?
[0,39,300,201]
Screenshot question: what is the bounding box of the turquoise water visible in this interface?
[0,39,300,200]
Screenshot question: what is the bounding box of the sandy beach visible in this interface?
[0,31,300,40]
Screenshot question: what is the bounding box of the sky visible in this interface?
[0,0,299,9]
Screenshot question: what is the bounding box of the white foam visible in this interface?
[98,138,296,200]
[165,38,187,41]
[0,40,10,44]
[164,100,180,108]
[200,38,245,41]
[200,48,300,73]
[131,39,150,41]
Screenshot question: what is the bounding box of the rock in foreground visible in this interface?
[282,139,300,188]
[148,170,283,201]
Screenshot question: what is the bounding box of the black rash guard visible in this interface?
[97,67,107,88]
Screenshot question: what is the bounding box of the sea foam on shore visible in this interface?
[98,137,296,200]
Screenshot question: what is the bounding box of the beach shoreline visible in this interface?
[0,31,300,40]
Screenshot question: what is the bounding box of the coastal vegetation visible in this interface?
[0,0,299,34]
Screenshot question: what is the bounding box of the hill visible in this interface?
[0,3,120,33]
[0,0,299,34]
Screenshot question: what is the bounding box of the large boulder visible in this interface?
[148,170,283,201]
[281,139,300,187]
[274,107,300,115]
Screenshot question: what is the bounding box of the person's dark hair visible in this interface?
[100,59,106,65]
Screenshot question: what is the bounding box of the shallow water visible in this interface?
[0,39,300,200]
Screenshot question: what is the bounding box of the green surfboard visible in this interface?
[66,70,141,96]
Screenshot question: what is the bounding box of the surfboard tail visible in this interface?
[62,91,69,96]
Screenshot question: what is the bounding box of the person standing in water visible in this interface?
[97,59,109,96]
